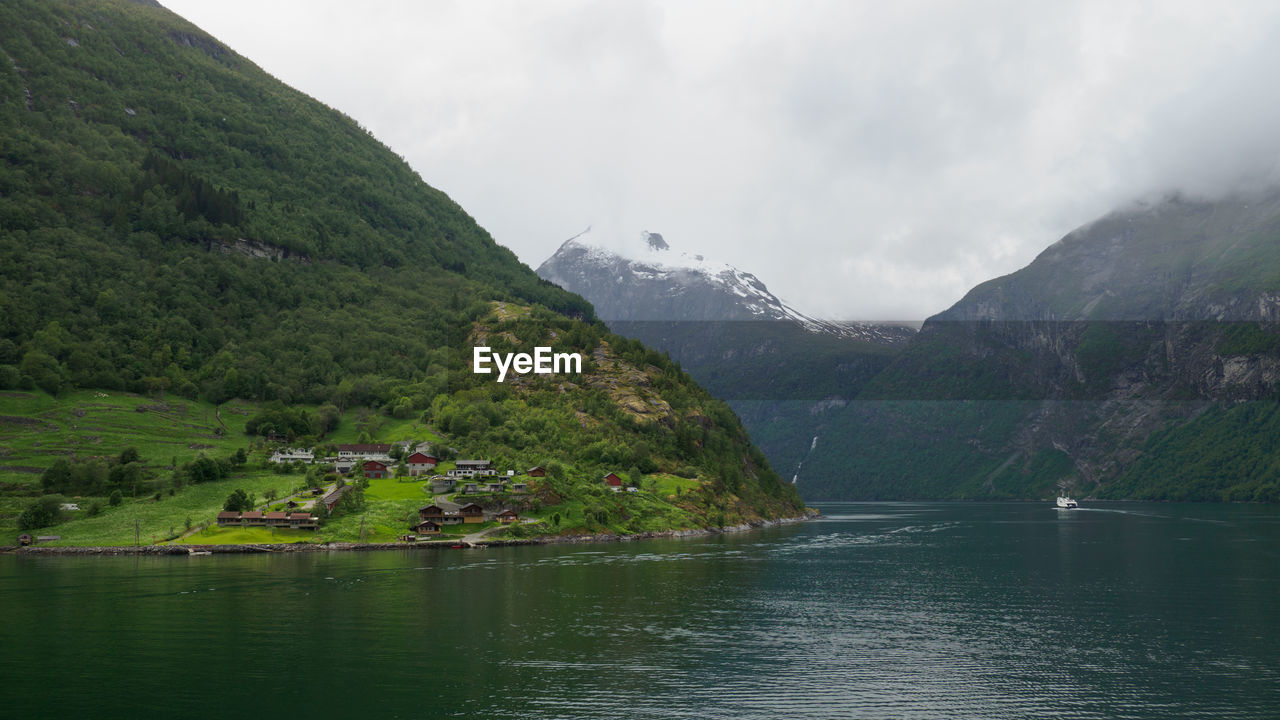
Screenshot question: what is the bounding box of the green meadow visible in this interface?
[14,472,302,546]
[0,389,253,488]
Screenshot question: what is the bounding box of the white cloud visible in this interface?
[163,0,1280,320]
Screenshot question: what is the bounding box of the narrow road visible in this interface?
[460,524,506,544]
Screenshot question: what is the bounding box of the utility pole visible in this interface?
[134,518,141,547]
[358,515,366,544]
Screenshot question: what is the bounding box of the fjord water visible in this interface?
[2,503,1277,719]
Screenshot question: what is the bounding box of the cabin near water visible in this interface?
[217,511,318,530]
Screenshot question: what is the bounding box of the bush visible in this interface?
[109,489,123,506]
[17,503,54,531]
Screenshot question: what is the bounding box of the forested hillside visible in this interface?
[0,0,803,542]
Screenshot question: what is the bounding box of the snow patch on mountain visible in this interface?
[540,228,912,343]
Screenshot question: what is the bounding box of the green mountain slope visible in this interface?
[812,192,1280,501]
[0,0,803,541]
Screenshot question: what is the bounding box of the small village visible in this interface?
[208,442,637,542]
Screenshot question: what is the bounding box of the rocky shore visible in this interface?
[2,514,815,556]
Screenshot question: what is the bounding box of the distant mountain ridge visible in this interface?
[538,229,912,343]
[537,229,914,492]
[805,189,1280,502]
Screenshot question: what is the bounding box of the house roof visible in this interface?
[242,511,264,519]
[338,444,392,452]
[497,509,518,517]
[265,511,288,519]
[407,453,437,464]
[459,503,483,513]
[419,505,443,513]
[455,459,491,467]
[217,511,240,519]
[289,513,314,520]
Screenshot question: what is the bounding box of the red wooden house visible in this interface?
[406,452,438,476]
[603,472,623,491]
[527,466,546,477]
[363,460,389,479]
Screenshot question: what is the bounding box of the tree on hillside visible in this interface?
[223,489,255,512]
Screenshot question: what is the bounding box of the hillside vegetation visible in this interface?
[0,0,802,543]
[808,193,1280,501]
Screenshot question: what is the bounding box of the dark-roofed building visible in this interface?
[289,513,318,530]
[322,485,350,513]
[418,505,445,521]
[336,444,392,459]
[413,520,442,535]
[242,511,266,526]
[603,472,623,491]
[527,466,546,477]
[363,460,389,479]
[216,511,241,526]
[265,511,290,527]
[496,509,519,524]
[459,503,485,523]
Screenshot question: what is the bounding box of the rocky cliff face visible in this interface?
[827,190,1280,501]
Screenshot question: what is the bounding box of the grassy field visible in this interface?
[363,477,433,502]
[324,411,442,445]
[4,471,304,546]
[319,499,422,543]
[0,390,255,489]
[178,525,316,545]
[644,473,703,499]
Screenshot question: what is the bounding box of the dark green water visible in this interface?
[2,502,1277,718]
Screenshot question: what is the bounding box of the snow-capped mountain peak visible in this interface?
[537,229,913,344]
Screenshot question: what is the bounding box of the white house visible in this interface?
[447,459,498,478]
[270,448,314,464]
[336,444,392,462]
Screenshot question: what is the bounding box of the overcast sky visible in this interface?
[163,0,1280,320]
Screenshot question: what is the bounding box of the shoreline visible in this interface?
[1,514,815,556]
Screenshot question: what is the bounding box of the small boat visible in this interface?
[1056,495,1078,509]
